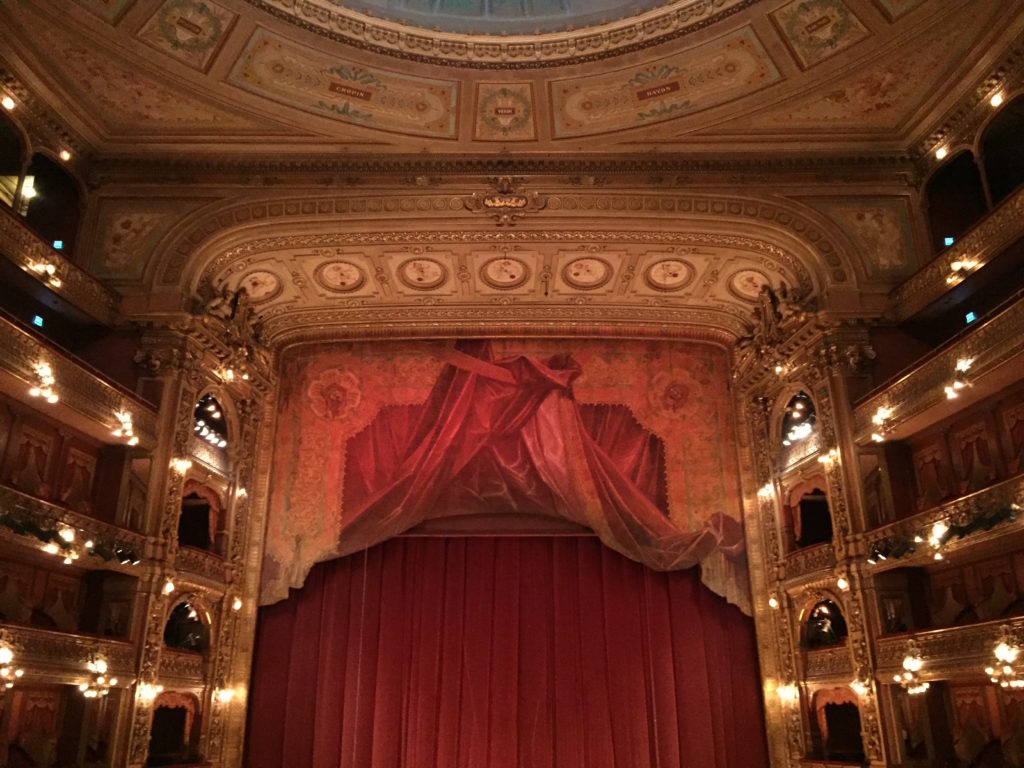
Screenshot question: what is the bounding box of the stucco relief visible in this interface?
[474,83,536,141]
[771,0,869,69]
[229,28,459,138]
[92,200,203,280]
[42,32,259,131]
[550,27,780,138]
[756,9,982,127]
[137,0,236,71]
[807,198,917,277]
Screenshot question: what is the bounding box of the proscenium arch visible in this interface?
[151,190,857,293]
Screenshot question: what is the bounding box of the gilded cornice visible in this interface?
[245,0,755,69]
[803,646,854,683]
[0,483,151,571]
[90,153,916,186]
[0,205,119,326]
[1,624,135,685]
[859,474,1024,572]
[854,293,1024,442]
[890,186,1024,322]
[0,315,158,442]
[781,543,837,586]
[158,648,206,688]
[875,617,1024,681]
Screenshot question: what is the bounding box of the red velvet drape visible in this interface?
[247,536,768,768]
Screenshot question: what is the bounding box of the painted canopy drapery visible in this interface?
[262,339,749,610]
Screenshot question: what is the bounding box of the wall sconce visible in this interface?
[946,257,980,286]
[776,682,799,704]
[1,95,15,111]
[163,579,175,595]
[28,361,58,403]
[215,686,236,704]
[935,147,948,160]
[0,643,24,690]
[895,648,929,695]
[79,657,116,698]
[757,483,774,500]
[987,630,1022,688]
[232,596,243,611]
[849,679,869,697]
[871,406,892,443]
[27,260,62,289]
[170,458,192,474]
[136,682,164,702]
[944,358,974,399]
[836,577,850,592]
[768,595,779,610]
[817,448,839,466]
[112,410,139,446]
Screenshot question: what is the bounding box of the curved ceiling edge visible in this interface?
[246,0,757,69]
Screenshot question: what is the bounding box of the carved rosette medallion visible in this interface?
[238,270,282,303]
[480,256,530,290]
[316,261,366,293]
[728,268,771,302]
[397,258,448,290]
[562,257,612,290]
[644,259,695,292]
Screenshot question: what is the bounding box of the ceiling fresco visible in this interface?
[1,0,1018,153]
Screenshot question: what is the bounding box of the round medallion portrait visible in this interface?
[316,261,366,293]
[238,271,282,303]
[728,269,771,303]
[480,257,530,290]
[562,257,612,290]
[644,259,695,292]
[398,258,448,290]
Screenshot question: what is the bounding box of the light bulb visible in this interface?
[935,147,948,160]
[1,96,14,110]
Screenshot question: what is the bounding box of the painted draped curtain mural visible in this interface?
[262,339,750,610]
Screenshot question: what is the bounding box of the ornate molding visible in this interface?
[176,545,228,586]
[160,193,846,289]
[2,625,134,684]
[875,617,1024,679]
[804,646,854,683]
[0,315,158,441]
[783,544,837,584]
[245,0,756,69]
[854,291,1024,441]
[890,186,1024,321]
[861,474,1024,570]
[0,483,149,566]
[158,648,206,687]
[0,205,119,325]
[90,153,917,187]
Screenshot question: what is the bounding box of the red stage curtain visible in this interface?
[247,536,768,768]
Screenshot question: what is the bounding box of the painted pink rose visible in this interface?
[308,369,362,421]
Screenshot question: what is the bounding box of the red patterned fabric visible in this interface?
[262,340,748,609]
[246,536,769,768]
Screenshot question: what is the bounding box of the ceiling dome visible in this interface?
[336,0,670,34]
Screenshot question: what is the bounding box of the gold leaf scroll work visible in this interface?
[552,27,779,138]
[230,29,458,138]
